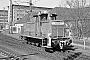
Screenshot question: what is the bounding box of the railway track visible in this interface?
[0,46,19,60]
[0,33,90,60]
[0,49,13,57]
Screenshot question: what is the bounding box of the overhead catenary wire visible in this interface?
[14,0,41,5]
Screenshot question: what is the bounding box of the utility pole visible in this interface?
[9,0,13,26]
[28,0,32,35]
[29,0,32,21]
[29,0,32,13]
[8,0,12,33]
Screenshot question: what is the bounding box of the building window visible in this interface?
[6,20,8,22]
[17,14,19,16]
[17,18,19,20]
[0,17,4,19]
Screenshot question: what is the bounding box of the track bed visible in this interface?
[0,33,90,60]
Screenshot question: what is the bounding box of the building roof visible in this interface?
[12,4,53,10]
[15,12,38,24]
[15,7,90,24]
[0,10,8,13]
[14,4,53,24]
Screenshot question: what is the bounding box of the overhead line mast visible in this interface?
[9,0,13,26]
[29,0,32,13]
[29,0,33,22]
[8,0,13,33]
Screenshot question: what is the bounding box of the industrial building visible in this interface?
[0,10,8,29]
[8,4,52,26]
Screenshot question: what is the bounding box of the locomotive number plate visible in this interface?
[52,21,64,25]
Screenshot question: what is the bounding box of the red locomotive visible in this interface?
[12,12,74,53]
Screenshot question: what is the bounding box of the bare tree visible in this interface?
[65,0,90,39]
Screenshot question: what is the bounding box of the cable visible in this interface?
[14,0,41,5]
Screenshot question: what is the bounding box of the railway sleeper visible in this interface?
[63,52,82,60]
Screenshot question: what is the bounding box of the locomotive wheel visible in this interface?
[20,36,22,40]
[36,43,39,46]
[45,48,55,53]
[30,42,33,45]
[26,41,29,44]
[62,49,65,52]
[22,36,25,40]
[37,43,41,47]
[33,43,37,46]
[29,42,32,45]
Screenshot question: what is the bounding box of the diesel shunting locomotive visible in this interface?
[11,12,74,53]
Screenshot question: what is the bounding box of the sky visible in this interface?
[0,0,90,10]
[0,0,67,10]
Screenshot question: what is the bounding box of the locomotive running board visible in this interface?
[41,46,52,48]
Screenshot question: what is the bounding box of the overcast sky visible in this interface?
[0,0,90,10]
[0,0,65,10]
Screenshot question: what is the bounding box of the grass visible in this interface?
[73,38,90,46]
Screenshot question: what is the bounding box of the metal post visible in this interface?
[42,39,43,46]
[9,0,13,33]
[84,39,85,49]
[9,0,12,26]
[63,28,65,37]
[57,28,58,38]
[35,17,37,36]
[38,11,42,37]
